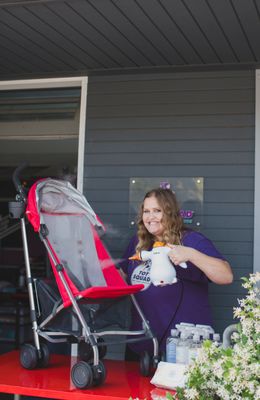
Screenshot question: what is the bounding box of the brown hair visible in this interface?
[136,188,184,252]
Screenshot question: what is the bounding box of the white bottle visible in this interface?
[188,333,201,364]
[213,333,221,347]
[166,329,179,363]
[176,331,189,364]
[196,324,215,334]
[202,330,210,341]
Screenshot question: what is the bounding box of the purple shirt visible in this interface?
[121,230,225,354]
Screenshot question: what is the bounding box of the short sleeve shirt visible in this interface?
[120,230,225,354]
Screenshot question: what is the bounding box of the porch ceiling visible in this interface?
[0,0,260,81]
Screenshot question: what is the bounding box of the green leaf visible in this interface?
[241,334,248,345]
[224,359,233,369]
[223,348,233,357]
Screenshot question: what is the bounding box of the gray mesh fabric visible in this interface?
[36,179,107,289]
[43,213,107,289]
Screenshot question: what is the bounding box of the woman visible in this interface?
[120,188,233,358]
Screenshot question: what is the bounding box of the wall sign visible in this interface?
[129,177,203,229]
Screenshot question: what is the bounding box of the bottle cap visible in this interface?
[180,331,187,339]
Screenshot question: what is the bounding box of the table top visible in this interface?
[0,351,156,400]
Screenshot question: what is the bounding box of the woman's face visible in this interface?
[142,196,165,239]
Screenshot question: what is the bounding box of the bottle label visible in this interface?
[176,346,188,364]
[166,341,177,363]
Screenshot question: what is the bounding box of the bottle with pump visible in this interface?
[188,333,201,364]
[202,330,210,341]
[166,328,179,363]
[176,331,189,364]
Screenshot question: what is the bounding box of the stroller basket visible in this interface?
[35,277,132,335]
[11,172,159,389]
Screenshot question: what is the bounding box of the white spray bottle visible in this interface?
[130,242,187,286]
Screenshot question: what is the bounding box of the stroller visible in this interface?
[9,164,159,389]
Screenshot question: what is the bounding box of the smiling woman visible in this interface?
[120,187,233,359]
[142,196,164,239]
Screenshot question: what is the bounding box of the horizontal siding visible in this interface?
[87,127,254,141]
[84,165,254,177]
[89,90,253,106]
[86,139,254,153]
[85,153,252,165]
[87,115,254,130]
[84,69,255,351]
[88,102,254,117]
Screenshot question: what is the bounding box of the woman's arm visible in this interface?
[167,244,233,285]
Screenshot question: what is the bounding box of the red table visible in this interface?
[0,351,156,399]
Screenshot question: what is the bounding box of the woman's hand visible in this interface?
[167,243,191,266]
[167,243,233,285]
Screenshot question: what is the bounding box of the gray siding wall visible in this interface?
[84,70,255,342]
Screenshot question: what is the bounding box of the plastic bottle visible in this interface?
[166,328,179,363]
[196,324,215,334]
[202,330,210,341]
[188,333,201,364]
[213,333,221,347]
[176,323,194,337]
[176,331,189,364]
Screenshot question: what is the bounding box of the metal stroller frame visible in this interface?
[9,164,159,389]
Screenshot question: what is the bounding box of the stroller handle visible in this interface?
[13,162,29,201]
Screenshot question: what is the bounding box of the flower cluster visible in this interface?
[173,272,260,400]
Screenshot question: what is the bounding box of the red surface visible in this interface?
[0,351,155,400]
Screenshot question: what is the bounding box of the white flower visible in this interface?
[184,388,199,399]
[175,272,260,400]
[249,272,260,284]
[216,386,230,400]
[255,386,260,400]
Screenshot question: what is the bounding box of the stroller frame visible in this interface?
[9,164,159,389]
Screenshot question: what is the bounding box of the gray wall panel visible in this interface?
[84,69,255,354]
[89,127,254,141]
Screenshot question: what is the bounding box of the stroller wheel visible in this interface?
[20,344,38,370]
[92,361,107,386]
[71,361,94,389]
[140,351,151,377]
[38,343,50,368]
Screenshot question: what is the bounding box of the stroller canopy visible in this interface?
[26,178,103,232]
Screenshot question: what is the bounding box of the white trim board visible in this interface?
[0,76,88,193]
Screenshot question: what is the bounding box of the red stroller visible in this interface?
[9,164,159,389]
